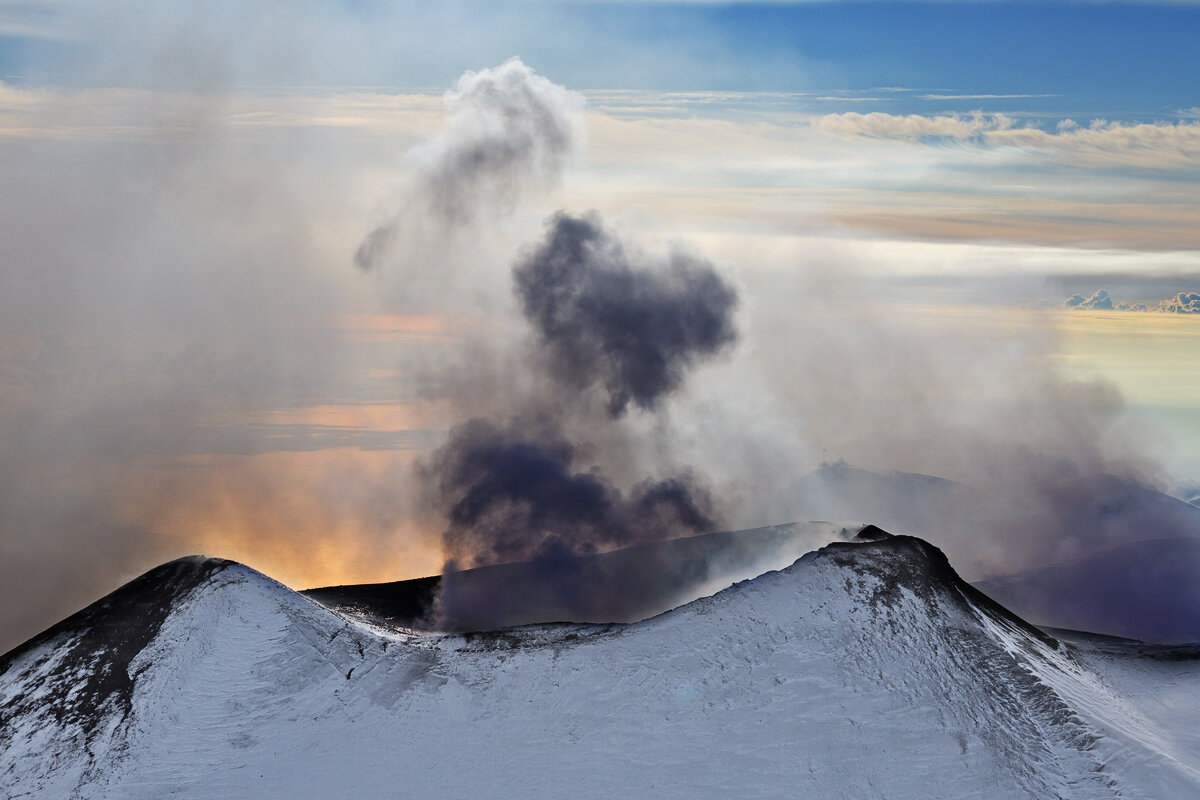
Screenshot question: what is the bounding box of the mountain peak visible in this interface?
[799,530,1061,650]
[852,523,894,541]
[0,555,235,743]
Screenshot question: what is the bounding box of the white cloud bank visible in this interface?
[1065,289,1200,313]
[1160,291,1200,314]
[1066,290,1115,311]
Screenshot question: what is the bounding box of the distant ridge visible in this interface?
[977,537,1200,644]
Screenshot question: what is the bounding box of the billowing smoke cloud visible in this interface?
[412,207,739,628]
[355,58,584,280]
[428,416,716,571]
[513,212,739,417]
[424,410,742,630]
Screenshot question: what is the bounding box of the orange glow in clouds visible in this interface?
[114,313,478,589]
[123,447,445,590]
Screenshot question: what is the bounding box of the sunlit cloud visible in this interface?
[1066,290,1115,310]
[0,82,444,142]
[1159,291,1200,313]
[1062,289,1200,314]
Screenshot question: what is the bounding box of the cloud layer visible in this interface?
[1160,291,1200,314]
[1065,289,1200,313]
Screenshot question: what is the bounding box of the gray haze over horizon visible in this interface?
[3,5,1200,652]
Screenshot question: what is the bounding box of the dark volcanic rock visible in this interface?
[0,556,233,742]
[302,575,441,630]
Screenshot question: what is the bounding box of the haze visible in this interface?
[2,0,1200,652]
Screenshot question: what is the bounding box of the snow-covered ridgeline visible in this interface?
[2,533,1199,799]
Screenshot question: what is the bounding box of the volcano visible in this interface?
[3,529,1200,799]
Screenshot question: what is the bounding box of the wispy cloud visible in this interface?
[9,82,1193,252]
[0,82,444,142]
[920,93,1055,101]
[814,110,1019,140]
[815,111,1200,170]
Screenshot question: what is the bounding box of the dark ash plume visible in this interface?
[427,417,718,572]
[513,212,739,416]
[420,209,740,627]
[355,58,583,273]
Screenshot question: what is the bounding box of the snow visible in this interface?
[3,536,1200,799]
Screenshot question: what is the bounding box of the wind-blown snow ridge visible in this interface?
[3,532,1200,799]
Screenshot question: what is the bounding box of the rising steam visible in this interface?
[355,58,584,278]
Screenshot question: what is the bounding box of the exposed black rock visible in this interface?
[854,524,894,542]
[303,575,441,630]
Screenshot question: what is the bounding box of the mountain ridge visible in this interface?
[5,529,1200,798]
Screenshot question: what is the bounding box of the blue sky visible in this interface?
[1,2,1197,118]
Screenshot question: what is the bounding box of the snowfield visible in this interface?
[3,532,1199,799]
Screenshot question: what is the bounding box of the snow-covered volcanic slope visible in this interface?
[3,532,1199,799]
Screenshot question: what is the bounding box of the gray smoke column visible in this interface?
[513,212,739,417]
[419,209,740,628]
[355,58,584,275]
